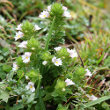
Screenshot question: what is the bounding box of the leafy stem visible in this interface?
[45,17,55,51]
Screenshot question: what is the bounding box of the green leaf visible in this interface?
[2,64,12,72]
[2,48,10,56]
[26,69,40,83]
[0,56,3,61]
[0,90,9,103]
[35,81,46,110]
[96,53,104,65]
[57,104,68,110]
[9,103,24,110]
[27,93,35,103]
[83,95,110,108]
[35,98,46,110]
[0,66,6,79]
[104,56,110,67]
[0,71,6,79]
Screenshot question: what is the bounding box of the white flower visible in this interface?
[63,10,71,18]
[26,82,35,92]
[31,47,35,50]
[54,47,62,51]
[85,69,92,77]
[18,41,27,48]
[1,17,5,22]
[39,11,49,19]
[52,57,62,66]
[62,6,67,11]
[15,31,24,41]
[12,62,18,71]
[42,61,47,65]
[67,48,78,58]
[47,5,51,12]
[22,52,32,63]
[62,88,66,91]
[65,78,75,86]
[86,95,98,101]
[34,24,41,31]
[16,24,22,31]
[25,76,29,80]
[62,6,71,18]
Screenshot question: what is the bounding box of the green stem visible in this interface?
[39,90,46,110]
[45,17,55,50]
[36,76,41,95]
[36,76,46,110]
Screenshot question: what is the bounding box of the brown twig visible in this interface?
[64,95,73,105]
[16,96,19,104]
[71,42,84,68]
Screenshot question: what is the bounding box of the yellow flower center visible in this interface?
[56,61,58,64]
[16,67,18,70]
[30,85,33,89]
[17,35,20,38]
[25,56,29,59]
[43,14,46,17]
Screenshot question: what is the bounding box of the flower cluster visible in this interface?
[39,4,71,19]
[14,23,42,64]
[12,23,42,92]
[15,23,41,41]
[42,46,78,67]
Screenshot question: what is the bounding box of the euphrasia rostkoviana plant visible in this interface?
[39,3,71,50]
[2,3,96,110]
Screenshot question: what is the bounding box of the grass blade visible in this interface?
[83,95,110,108]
